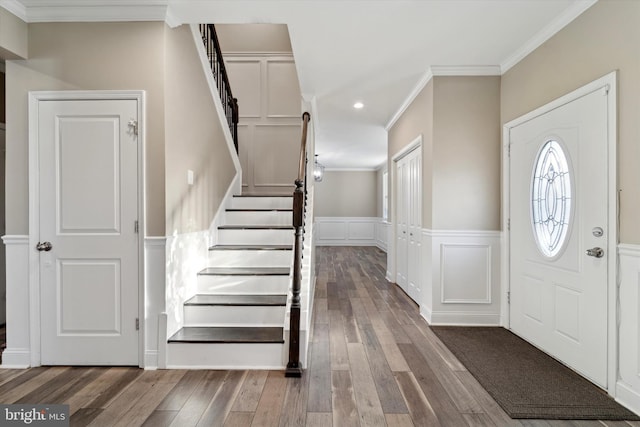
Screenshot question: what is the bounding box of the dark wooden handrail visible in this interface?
[199,24,239,153]
[285,111,311,377]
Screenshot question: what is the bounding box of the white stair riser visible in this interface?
[231,197,292,210]
[218,229,293,245]
[209,250,292,268]
[225,211,291,226]
[167,342,285,369]
[197,275,290,294]
[184,305,285,326]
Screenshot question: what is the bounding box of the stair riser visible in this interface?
[218,229,293,245]
[184,305,286,327]
[197,275,290,294]
[225,211,291,226]
[231,197,292,210]
[209,250,292,268]
[167,343,285,369]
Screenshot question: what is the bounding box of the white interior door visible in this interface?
[406,146,422,302]
[396,158,408,291]
[509,86,609,387]
[395,145,422,302]
[38,98,139,365]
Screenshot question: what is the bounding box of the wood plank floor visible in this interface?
[0,246,638,426]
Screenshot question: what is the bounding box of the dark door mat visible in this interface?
[431,326,639,420]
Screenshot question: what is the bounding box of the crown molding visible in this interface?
[385,68,433,131]
[500,0,598,73]
[325,168,377,172]
[430,65,501,76]
[0,0,27,21]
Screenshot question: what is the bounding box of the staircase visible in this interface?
[167,194,294,369]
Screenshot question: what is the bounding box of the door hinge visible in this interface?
[507,218,510,231]
[128,119,138,136]
[507,291,511,304]
[134,220,139,234]
[136,318,140,330]
[508,144,511,157]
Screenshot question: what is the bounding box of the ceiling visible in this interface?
[2,0,597,169]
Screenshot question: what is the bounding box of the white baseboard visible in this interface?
[144,351,159,370]
[616,380,640,416]
[1,349,31,369]
[423,310,501,326]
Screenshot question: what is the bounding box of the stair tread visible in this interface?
[209,244,293,251]
[226,208,292,212]
[168,326,284,344]
[199,267,290,276]
[218,225,293,230]
[185,294,287,306]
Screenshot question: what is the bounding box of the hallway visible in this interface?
[0,247,636,426]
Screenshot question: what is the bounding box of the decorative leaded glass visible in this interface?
[531,140,572,258]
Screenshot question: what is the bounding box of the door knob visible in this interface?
[36,241,53,252]
[586,247,604,258]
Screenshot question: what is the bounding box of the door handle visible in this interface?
[586,247,604,258]
[36,241,53,252]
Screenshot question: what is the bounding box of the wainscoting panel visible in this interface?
[144,237,167,369]
[422,229,501,326]
[616,244,640,415]
[1,235,30,367]
[376,220,390,252]
[315,217,385,247]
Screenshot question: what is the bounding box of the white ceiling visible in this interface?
[3,0,597,169]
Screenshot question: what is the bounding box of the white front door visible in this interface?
[38,98,140,365]
[509,85,610,387]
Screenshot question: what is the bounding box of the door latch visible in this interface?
[586,247,604,258]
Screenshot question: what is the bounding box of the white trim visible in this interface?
[315,217,379,247]
[17,3,168,23]
[28,90,146,367]
[1,235,28,244]
[430,65,501,76]
[385,69,433,131]
[500,0,598,73]
[618,243,640,257]
[190,25,242,195]
[424,229,502,239]
[423,311,501,326]
[0,0,27,22]
[223,51,293,58]
[325,168,377,172]
[502,71,618,396]
[616,382,640,418]
[391,134,422,162]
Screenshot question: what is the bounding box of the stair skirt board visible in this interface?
[166,342,286,370]
[197,275,291,294]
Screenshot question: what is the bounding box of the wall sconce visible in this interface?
[314,155,325,182]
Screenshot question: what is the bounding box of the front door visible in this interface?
[509,84,610,387]
[38,97,140,365]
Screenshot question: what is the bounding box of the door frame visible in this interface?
[501,71,617,395]
[28,90,146,367]
[389,134,422,295]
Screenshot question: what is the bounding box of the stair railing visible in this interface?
[285,111,311,377]
[199,24,239,153]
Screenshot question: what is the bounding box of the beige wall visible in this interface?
[7,22,167,235]
[432,76,501,230]
[388,80,434,228]
[502,0,640,243]
[216,24,292,53]
[314,170,377,217]
[164,25,235,234]
[0,8,27,60]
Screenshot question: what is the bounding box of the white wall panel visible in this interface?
[266,60,301,118]
[348,221,375,241]
[616,244,640,416]
[225,60,261,118]
[440,244,491,304]
[315,217,384,247]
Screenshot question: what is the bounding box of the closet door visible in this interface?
[396,157,408,291]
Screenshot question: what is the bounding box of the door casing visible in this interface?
[501,72,618,395]
[28,90,146,367]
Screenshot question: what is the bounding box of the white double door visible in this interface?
[509,83,611,388]
[396,145,422,303]
[36,95,140,365]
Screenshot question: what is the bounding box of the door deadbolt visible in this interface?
[592,227,604,237]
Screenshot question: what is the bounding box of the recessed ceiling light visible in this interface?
[353,102,364,109]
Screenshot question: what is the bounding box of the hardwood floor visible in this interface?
[0,246,638,426]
